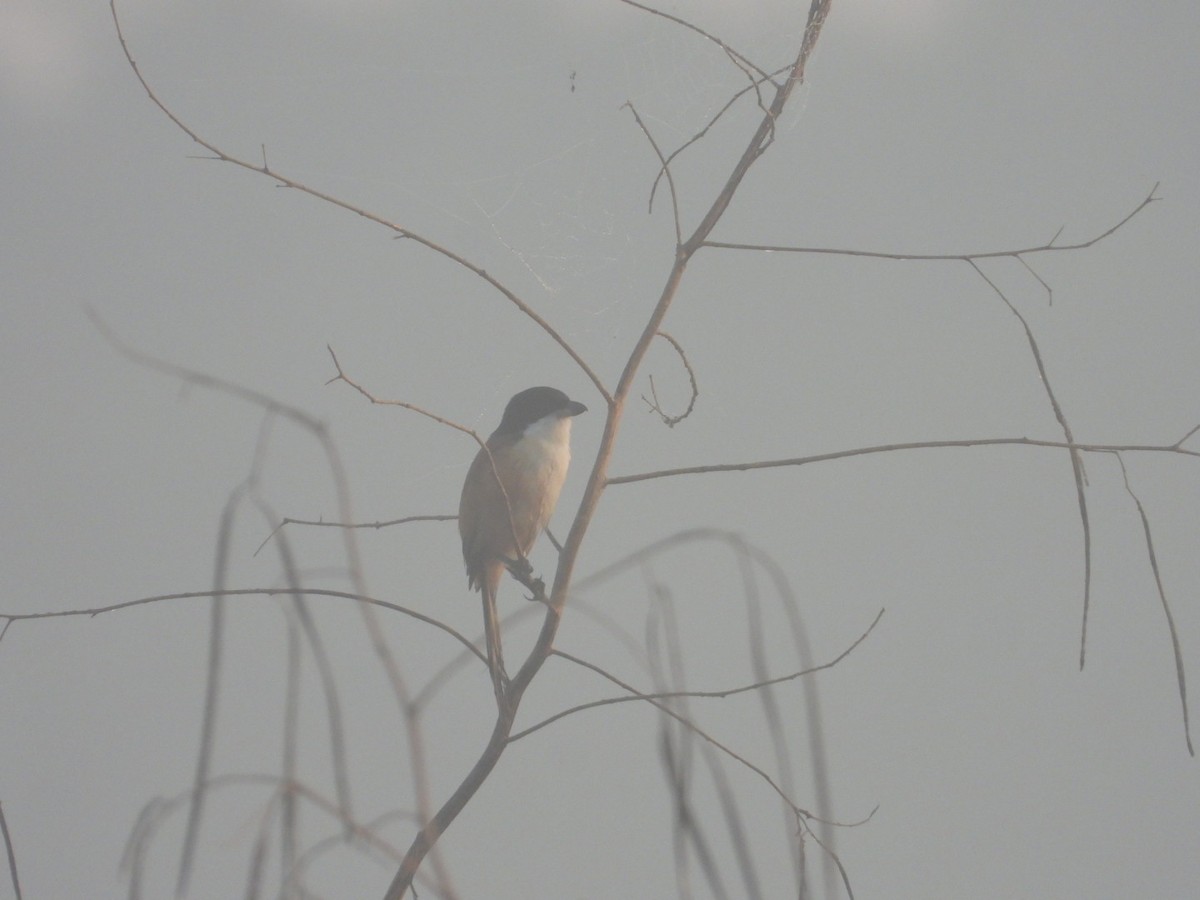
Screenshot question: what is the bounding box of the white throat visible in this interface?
[509,413,573,538]
[522,413,573,450]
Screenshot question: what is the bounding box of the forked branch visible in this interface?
[386,3,835,896]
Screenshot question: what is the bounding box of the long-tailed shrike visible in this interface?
[458,386,587,694]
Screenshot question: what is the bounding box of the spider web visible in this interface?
[445,19,809,310]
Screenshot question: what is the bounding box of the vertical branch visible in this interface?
[736,536,837,897]
[1113,456,1194,756]
[176,484,242,896]
[0,801,21,900]
[388,5,837,893]
[653,584,764,900]
[274,538,303,877]
[967,260,1093,669]
[257,496,356,832]
[734,541,806,891]
[648,584,731,900]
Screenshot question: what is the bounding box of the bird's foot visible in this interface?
[523,576,548,604]
[503,555,534,581]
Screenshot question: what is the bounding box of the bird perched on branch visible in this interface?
[458,386,587,697]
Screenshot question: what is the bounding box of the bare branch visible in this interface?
[967,259,1093,669]
[623,101,683,244]
[550,649,812,817]
[648,64,792,211]
[388,4,839,892]
[736,543,803,889]
[647,583,735,900]
[510,608,884,740]
[702,183,1158,260]
[1112,455,1194,756]
[0,801,20,900]
[641,331,699,427]
[682,1,832,255]
[326,347,479,437]
[87,310,445,878]
[327,347,547,694]
[527,644,874,858]
[1016,254,1055,305]
[107,0,609,402]
[175,481,242,895]
[1175,422,1200,447]
[615,0,773,83]
[121,772,410,894]
[253,495,356,840]
[0,588,486,666]
[606,436,1200,485]
[255,514,456,558]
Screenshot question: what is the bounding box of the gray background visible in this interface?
[3,1,1198,897]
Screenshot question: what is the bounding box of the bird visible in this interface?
[458,386,587,696]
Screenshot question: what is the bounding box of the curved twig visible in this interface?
[623,102,683,244]
[641,331,699,427]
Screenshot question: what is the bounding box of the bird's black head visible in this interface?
[495,386,587,436]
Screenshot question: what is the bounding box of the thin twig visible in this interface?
[967,259,1093,669]
[735,541,804,891]
[1174,422,1200,447]
[605,435,1200,485]
[538,645,878,836]
[1016,255,1054,305]
[255,514,456,557]
[648,583,732,900]
[642,331,699,427]
[107,0,609,402]
[176,482,243,895]
[0,801,20,900]
[86,309,450,888]
[122,772,409,892]
[0,588,486,665]
[615,0,772,82]
[510,608,884,741]
[623,102,683,244]
[326,346,533,603]
[702,184,1158,259]
[253,495,356,836]
[1111,455,1194,756]
[648,64,792,212]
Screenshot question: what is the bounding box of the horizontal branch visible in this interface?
[255,515,456,557]
[701,183,1158,260]
[607,434,1200,485]
[0,588,484,665]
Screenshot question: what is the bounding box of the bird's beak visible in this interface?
[565,401,587,417]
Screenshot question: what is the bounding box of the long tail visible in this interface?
[480,561,508,701]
